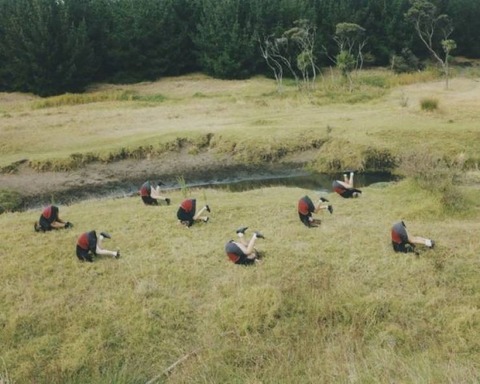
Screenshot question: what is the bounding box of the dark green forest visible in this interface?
[0,0,479,96]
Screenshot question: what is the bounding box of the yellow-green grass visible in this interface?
[1,179,480,383]
[1,70,480,172]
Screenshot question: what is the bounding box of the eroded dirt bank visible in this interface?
[0,151,312,209]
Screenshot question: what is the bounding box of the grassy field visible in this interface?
[1,69,480,172]
[1,179,480,383]
[1,69,480,383]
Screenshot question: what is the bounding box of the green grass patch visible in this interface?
[0,189,23,213]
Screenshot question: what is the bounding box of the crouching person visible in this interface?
[225,227,264,265]
[34,205,73,232]
[298,195,332,227]
[76,230,120,262]
[391,221,435,254]
[177,198,210,227]
[140,181,171,206]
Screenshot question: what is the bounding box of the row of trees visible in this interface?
[0,0,478,96]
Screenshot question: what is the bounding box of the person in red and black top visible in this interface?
[391,221,435,254]
[332,171,362,198]
[177,198,210,227]
[76,230,120,262]
[34,205,72,232]
[139,181,171,206]
[298,195,333,227]
[225,227,264,265]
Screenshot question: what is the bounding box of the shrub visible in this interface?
[420,97,439,111]
[398,150,467,213]
[391,48,423,74]
[363,147,398,172]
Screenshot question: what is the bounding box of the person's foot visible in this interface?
[100,232,111,239]
[319,197,329,203]
[115,250,120,259]
[34,222,41,232]
[254,231,265,239]
[328,205,333,214]
[236,226,248,234]
[165,198,171,205]
[203,217,209,223]
[429,240,435,249]
[157,181,165,186]
[205,205,211,213]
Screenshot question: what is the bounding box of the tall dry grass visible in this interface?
[1,180,480,383]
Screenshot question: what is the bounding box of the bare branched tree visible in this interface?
[284,19,319,90]
[259,19,319,92]
[323,22,367,91]
[405,0,456,89]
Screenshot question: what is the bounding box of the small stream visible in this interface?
[201,171,397,192]
[26,170,398,211]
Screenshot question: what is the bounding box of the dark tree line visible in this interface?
[0,0,478,96]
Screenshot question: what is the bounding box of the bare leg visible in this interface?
[408,235,433,247]
[96,237,118,257]
[237,233,249,247]
[342,173,354,188]
[314,203,330,213]
[50,221,67,229]
[235,234,258,258]
[194,206,209,222]
[314,198,333,215]
[151,186,168,201]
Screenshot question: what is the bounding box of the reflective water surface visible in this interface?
[27,170,398,210]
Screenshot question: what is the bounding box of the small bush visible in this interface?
[399,150,467,213]
[363,147,398,172]
[391,48,423,74]
[420,97,439,111]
